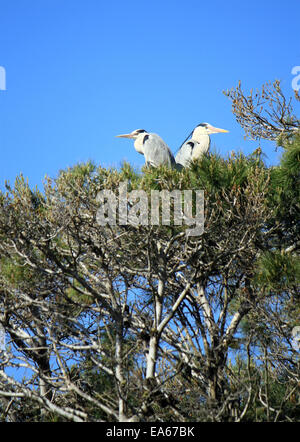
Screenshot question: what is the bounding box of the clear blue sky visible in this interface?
[0,0,299,189]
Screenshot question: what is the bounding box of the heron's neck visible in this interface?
[134,134,145,155]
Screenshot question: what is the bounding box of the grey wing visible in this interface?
[143,133,175,167]
[175,141,194,168]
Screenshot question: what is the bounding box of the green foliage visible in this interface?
[254,251,300,291]
[268,134,300,245]
[0,256,35,287]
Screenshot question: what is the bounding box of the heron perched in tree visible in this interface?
[175,123,229,168]
[116,129,176,168]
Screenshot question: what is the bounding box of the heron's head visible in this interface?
[116,129,147,139]
[193,123,229,138]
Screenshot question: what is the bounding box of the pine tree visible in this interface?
[0,82,299,422]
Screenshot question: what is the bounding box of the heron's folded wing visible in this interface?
[143,133,175,167]
[175,141,193,167]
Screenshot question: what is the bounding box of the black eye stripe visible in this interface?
[142,134,149,144]
[136,129,147,134]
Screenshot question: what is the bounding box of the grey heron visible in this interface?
[175,123,229,168]
[116,129,176,168]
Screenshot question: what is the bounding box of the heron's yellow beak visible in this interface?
[212,127,229,134]
[115,133,134,138]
